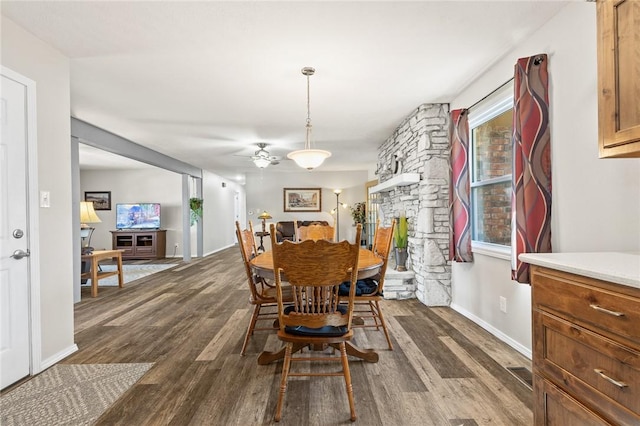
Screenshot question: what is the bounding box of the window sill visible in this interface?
[472,241,511,261]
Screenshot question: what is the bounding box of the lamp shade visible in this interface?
[287,149,331,170]
[258,211,272,220]
[80,201,102,225]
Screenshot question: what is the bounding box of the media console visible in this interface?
[111,229,166,260]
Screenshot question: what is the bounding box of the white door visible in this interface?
[0,71,32,389]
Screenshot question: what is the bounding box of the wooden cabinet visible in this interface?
[596,0,640,158]
[111,230,166,260]
[531,265,640,425]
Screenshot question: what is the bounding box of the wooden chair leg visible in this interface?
[241,304,261,355]
[274,342,293,422]
[339,342,357,422]
[374,301,393,350]
[369,301,382,330]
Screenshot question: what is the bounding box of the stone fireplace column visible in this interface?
[416,156,451,305]
[376,103,451,306]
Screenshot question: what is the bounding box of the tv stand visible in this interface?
[111,229,166,260]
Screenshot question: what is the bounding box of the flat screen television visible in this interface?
[116,203,161,230]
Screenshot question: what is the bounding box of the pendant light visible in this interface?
[287,67,331,170]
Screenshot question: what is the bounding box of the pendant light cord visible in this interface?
[305,72,312,150]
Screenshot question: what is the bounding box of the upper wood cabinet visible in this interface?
[596,0,640,158]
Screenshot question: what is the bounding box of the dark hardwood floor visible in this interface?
[68,247,533,425]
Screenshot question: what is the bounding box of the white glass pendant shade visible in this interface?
[287,149,331,170]
[253,157,271,168]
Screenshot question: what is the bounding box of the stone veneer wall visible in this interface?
[376,104,451,306]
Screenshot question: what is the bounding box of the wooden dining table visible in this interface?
[249,247,383,365]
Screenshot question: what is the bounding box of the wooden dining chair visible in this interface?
[341,218,396,350]
[298,223,335,241]
[269,223,362,422]
[236,221,290,355]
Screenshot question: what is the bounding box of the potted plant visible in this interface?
[350,202,366,246]
[394,215,408,271]
[189,197,203,226]
[350,202,366,226]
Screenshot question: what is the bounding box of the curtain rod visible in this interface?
[465,54,546,112]
[466,77,514,112]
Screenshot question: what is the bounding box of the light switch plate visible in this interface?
[40,191,50,208]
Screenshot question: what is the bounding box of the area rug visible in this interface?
[0,363,153,426]
[82,264,177,287]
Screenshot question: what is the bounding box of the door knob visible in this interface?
[10,249,30,260]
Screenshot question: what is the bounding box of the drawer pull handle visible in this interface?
[589,304,625,317]
[594,369,628,388]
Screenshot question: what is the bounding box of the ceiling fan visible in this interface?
[248,143,282,168]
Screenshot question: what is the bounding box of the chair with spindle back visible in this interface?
[269,223,362,422]
[340,218,395,350]
[236,221,291,355]
[298,223,335,242]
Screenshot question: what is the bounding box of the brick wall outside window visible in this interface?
[472,111,512,246]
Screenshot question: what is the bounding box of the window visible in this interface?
[468,82,513,254]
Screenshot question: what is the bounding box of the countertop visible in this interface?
[519,252,640,289]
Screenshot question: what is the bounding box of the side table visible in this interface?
[81,249,124,297]
[254,231,270,253]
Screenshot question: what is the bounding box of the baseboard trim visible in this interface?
[204,244,235,257]
[38,344,79,372]
[450,303,532,360]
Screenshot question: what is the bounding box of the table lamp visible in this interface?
[258,211,272,233]
[80,201,102,254]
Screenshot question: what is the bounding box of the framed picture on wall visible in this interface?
[283,188,321,212]
[85,191,111,210]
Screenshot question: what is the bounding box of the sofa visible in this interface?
[275,220,330,242]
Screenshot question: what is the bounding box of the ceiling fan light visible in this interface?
[287,149,331,170]
[253,157,271,168]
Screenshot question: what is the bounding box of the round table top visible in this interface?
[250,247,383,280]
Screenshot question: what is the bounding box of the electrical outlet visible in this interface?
[174,243,179,249]
[499,296,507,313]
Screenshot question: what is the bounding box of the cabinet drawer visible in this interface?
[534,311,640,424]
[135,246,156,255]
[534,375,609,426]
[118,247,134,257]
[532,269,640,350]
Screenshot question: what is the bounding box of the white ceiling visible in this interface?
[2,1,570,182]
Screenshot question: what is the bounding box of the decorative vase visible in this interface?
[394,247,408,271]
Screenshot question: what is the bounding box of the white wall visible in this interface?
[449,3,640,357]
[244,170,369,248]
[2,17,76,366]
[201,170,246,255]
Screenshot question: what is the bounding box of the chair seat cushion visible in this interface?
[339,279,379,296]
[283,305,348,336]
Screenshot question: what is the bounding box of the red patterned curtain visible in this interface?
[449,109,473,262]
[511,54,552,283]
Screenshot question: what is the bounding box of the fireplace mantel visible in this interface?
[368,173,420,194]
